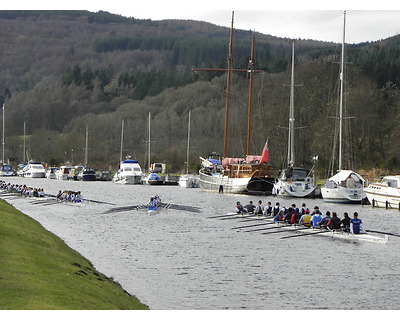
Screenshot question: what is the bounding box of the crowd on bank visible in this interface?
[235,200,364,234]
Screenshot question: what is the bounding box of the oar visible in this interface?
[244,223,291,232]
[238,216,274,222]
[219,215,254,220]
[262,226,311,235]
[207,213,240,219]
[231,221,276,230]
[280,229,331,239]
[366,229,400,238]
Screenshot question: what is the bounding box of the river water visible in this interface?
[2,176,400,310]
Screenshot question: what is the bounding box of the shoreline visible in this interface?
[0,198,149,310]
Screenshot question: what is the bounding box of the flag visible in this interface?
[260,139,269,163]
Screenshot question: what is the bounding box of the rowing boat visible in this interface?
[282,224,389,244]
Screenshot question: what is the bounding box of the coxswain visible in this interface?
[235,201,246,214]
[350,212,365,234]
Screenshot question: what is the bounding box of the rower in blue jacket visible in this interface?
[350,212,364,234]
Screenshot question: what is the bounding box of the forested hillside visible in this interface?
[0,10,399,177]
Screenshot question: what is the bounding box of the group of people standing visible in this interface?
[235,200,364,234]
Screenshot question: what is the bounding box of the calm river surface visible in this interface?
[2,176,400,310]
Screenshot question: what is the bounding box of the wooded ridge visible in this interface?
[0,10,399,177]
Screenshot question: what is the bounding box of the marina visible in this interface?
[2,176,400,309]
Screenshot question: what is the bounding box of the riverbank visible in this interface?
[0,199,148,310]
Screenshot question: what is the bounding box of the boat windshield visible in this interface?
[383,178,398,188]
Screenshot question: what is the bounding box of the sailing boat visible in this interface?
[198,12,273,194]
[112,119,143,184]
[321,11,365,203]
[273,42,319,198]
[179,110,199,188]
[78,125,96,181]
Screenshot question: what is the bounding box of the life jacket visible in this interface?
[302,215,311,226]
[311,214,322,227]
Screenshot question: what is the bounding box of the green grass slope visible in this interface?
[0,199,149,310]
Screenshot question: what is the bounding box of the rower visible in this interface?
[327,212,341,230]
[340,212,351,232]
[350,212,365,234]
[235,201,245,214]
[298,209,311,227]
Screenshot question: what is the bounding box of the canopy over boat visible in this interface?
[327,170,364,184]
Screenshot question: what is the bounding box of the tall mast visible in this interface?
[287,42,295,165]
[223,11,234,158]
[2,104,4,165]
[23,121,26,164]
[246,31,255,156]
[338,11,346,171]
[84,125,89,167]
[119,119,124,164]
[148,111,151,171]
[186,110,191,175]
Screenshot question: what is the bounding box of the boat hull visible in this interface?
[364,183,400,209]
[198,170,250,194]
[178,174,200,188]
[273,180,319,198]
[112,175,142,184]
[321,186,365,203]
[290,225,388,244]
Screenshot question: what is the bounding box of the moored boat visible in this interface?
[78,168,97,181]
[321,12,365,203]
[178,174,199,188]
[112,158,143,184]
[196,14,274,195]
[364,175,400,209]
[273,43,318,198]
[55,166,73,180]
[321,170,365,203]
[21,161,46,178]
[0,164,15,176]
[45,167,58,179]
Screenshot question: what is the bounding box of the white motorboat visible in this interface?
[364,175,400,209]
[113,159,143,184]
[45,167,58,179]
[273,42,318,198]
[21,161,46,178]
[178,174,199,188]
[55,166,73,180]
[321,12,365,203]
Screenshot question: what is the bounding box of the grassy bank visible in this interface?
[0,199,149,310]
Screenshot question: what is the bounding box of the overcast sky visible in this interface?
[5,0,400,44]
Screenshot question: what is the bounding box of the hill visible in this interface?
[0,10,399,176]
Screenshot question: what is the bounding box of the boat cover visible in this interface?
[328,170,364,183]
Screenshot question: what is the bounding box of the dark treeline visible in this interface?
[0,10,399,178]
